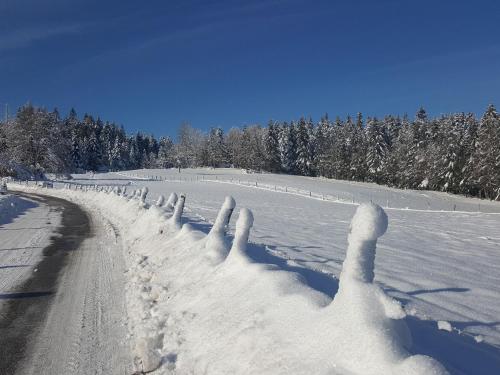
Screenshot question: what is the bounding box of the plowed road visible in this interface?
[0,192,131,374]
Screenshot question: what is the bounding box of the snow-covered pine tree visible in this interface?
[412,108,430,188]
[67,111,82,171]
[109,137,122,170]
[128,137,140,169]
[473,104,500,199]
[278,122,297,173]
[295,118,312,176]
[46,108,72,174]
[351,112,367,181]
[239,125,265,171]
[435,114,465,193]
[365,117,389,184]
[306,117,317,176]
[264,121,281,173]
[459,113,479,196]
[325,117,348,180]
[343,115,356,180]
[315,114,333,177]
[390,114,413,188]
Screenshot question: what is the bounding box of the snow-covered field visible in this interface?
[8,169,500,374]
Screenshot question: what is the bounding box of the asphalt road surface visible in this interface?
[0,192,131,375]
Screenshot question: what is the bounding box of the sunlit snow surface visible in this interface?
[43,169,500,373]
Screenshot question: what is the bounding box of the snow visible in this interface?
[328,203,445,374]
[0,194,61,300]
[8,169,500,374]
[0,191,131,374]
[156,194,165,207]
[475,335,485,343]
[438,321,453,332]
[164,192,178,211]
[340,203,388,283]
[140,186,149,204]
[205,196,236,264]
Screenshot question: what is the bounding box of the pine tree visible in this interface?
[109,137,122,170]
[350,112,367,181]
[264,121,281,173]
[365,117,389,183]
[306,117,317,176]
[315,114,332,177]
[436,114,465,192]
[326,117,347,180]
[295,118,312,176]
[3,101,500,201]
[474,105,500,199]
[278,122,297,173]
[459,113,479,195]
[412,108,430,188]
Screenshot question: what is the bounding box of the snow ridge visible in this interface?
[10,183,449,374]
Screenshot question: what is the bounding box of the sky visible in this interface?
[1,0,500,137]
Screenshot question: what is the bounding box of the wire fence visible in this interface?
[9,172,496,214]
[113,172,494,214]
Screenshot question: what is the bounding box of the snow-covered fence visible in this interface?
[200,176,360,205]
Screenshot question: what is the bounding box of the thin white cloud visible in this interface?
[0,24,80,52]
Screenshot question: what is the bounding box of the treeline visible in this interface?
[0,103,499,200]
[0,104,175,176]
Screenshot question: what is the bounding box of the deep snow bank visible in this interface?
[10,183,448,375]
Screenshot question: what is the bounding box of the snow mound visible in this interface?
[330,203,447,374]
[156,194,165,206]
[10,183,449,375]
[349,202,388,241]
[205,196,236,264]
[437,320,453,332]
[164,192,178,211]
[226,207,254,262]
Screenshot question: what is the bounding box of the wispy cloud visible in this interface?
[0,24,80,52]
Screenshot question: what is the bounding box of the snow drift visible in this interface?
[10,183,448,374]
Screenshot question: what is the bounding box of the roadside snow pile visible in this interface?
[11,183,448,374]
[437,321,453,332]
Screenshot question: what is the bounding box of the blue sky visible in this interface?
[1,0,499,137]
